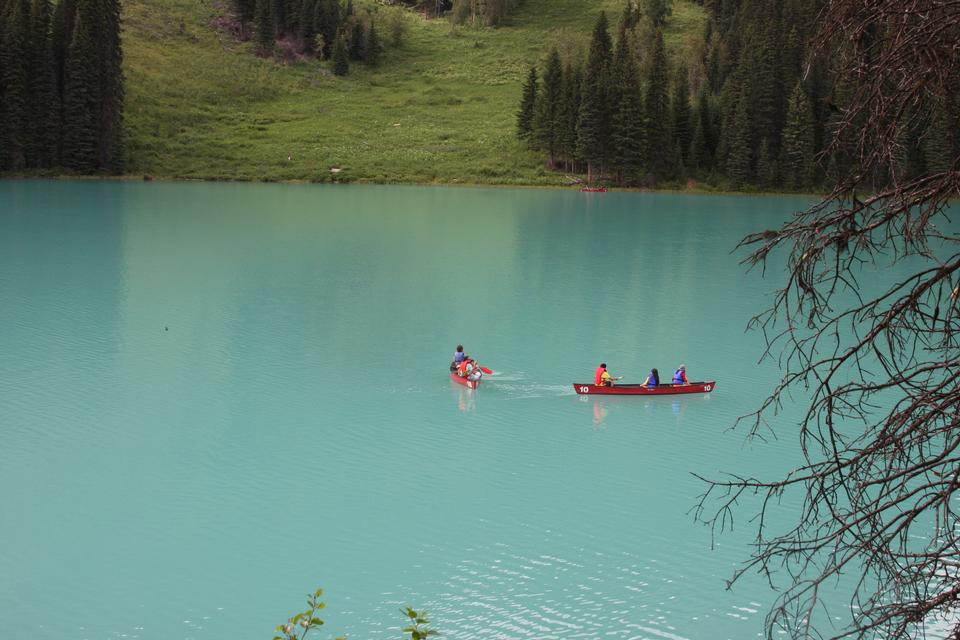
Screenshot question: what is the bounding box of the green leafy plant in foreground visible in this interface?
[274,588,438,640]
[274,588,344,640]
[401,607,438,640]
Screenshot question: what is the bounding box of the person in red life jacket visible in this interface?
[642,368,660,387]
[672,365,688,385]
[457,357,471,378]
[465,359,483,383]
[594,362,616,387]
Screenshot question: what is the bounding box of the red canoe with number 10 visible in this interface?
[572,381,716,395]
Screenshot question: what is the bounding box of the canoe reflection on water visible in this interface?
[453,383,477,413]
[584,394,711,428]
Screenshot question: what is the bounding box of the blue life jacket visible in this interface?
[648,372,659,387]
[454,351,465,363]
[672,369,684,384]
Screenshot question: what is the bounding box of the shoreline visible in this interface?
[0,172,827,199]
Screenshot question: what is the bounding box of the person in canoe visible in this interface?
[594,363,620,387]
[457,357,483,382]
[450,344,466,371]
[642,368,660,387]
[672,365,688,385]
[465,359,483,383]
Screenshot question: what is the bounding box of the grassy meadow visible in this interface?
[123,0,706,184]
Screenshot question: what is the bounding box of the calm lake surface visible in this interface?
[1,181,866,639]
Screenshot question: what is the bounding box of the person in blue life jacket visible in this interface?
[642,368,660,387]
[451,344,466,371]
[672,365,688,385]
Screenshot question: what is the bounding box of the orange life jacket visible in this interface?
[594,367,606,386]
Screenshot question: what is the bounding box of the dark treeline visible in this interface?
[232,0,382,71]
[0,0,123,173]
[232,0,388,73]
[518,0,960,190]
[233,0,521,73]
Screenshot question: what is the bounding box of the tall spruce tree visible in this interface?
[643,28,670,183]
[558,63,582,171]
[669,65,691,168]
[641,0,670,28]
[331,32,348,75]
[726,94,752,189]
[780,81,816,189]
[576,11,613,182]
[299,0,316,53]
[923,100,954,175]
[254,0,274,55]
[314,0,340,58]
[96,0,124,172]
[610,19,644,184]
[689,87,714,174]
[234,0,256,38]
[364,20,380,66]
[30,0,60,167]
[516,64,537,141]
[348,18,364,60]
[61,10,97,172]
[532,48,563,166]
[0,0,31,170]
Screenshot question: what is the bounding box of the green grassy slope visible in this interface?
[123,0,705,184]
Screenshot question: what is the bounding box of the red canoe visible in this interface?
[579,186,607,192]
[451,372,480,389]
[572,381,716,395]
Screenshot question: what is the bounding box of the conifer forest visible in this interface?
[518,0,960,190]
[0,0,124,173]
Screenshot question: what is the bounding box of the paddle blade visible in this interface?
[479,366,493,375]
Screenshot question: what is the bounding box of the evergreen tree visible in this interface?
[619,0,638,31]
[61,10,98,172]
[643,28,670,183]
[30,0,61,167]
[348,18,364,60]
[558,63,582,171]
[234,0,256,37]
[689,87,713,174]
[532,48,563,165]
[0,0,31,170]
[254,0,274,55]
[923,100,954,175]
[364,20,381,66]
[610,19,643,183]
[331,32,348,75]
[576,11,613,182]
[299,0,316,53]
[756,137,777,188]
[516,63,537,141]
[611,68,644,184]
[780,81,816,189]
[726,94,752,189]
[669,65,691,167]
[51,0,76,105]
[314,0,340,58]
[641,0,670,28]
[271,0,286,37]
[96,0,124,172]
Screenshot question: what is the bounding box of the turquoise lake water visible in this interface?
[1,181,877,639]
